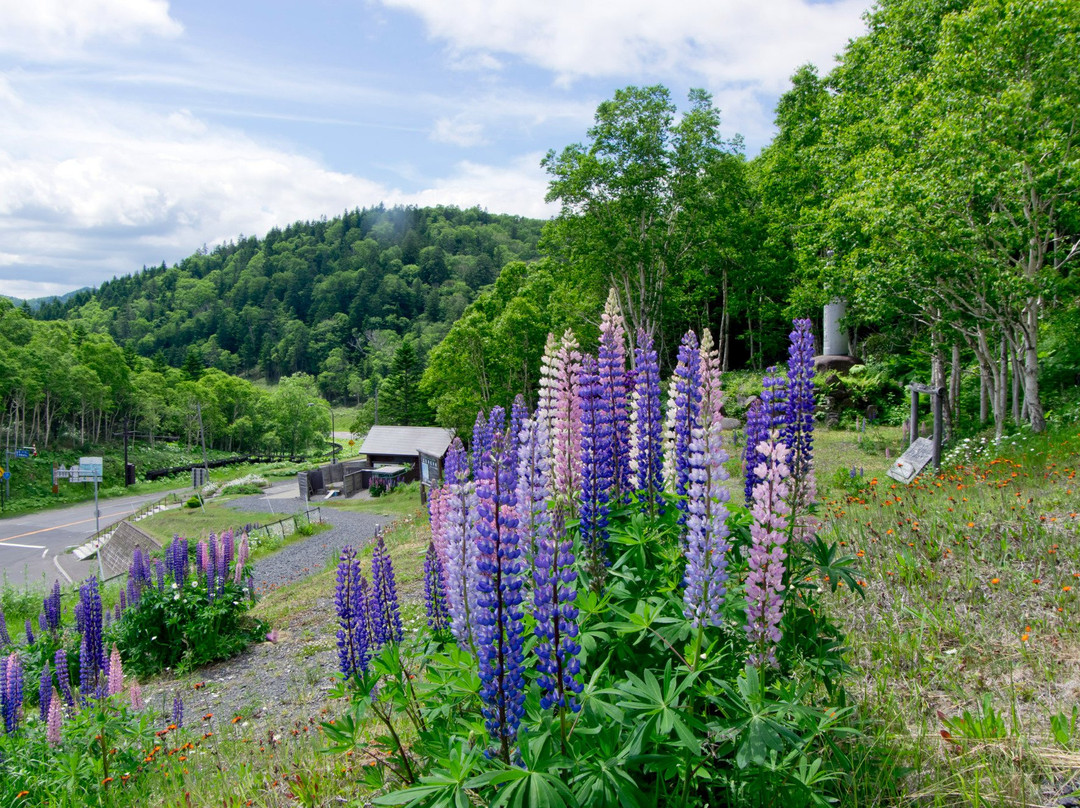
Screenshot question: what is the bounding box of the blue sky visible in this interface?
[0,0,870,299]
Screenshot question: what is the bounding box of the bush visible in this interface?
[110,578,264,676]
[185,495,202,509]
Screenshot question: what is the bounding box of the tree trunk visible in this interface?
[720,269,730,372]
[1011,345,1021,424]
[950,344,961,435]
[1020,297,1045,432]
[931,334,950,440]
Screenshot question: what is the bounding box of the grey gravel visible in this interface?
[225,493,393,594]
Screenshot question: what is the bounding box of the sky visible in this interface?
[0,0,871,300]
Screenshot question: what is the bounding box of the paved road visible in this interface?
[0,490,182,589]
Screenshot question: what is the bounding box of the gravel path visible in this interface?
[225,494,390,594]
[141,493,406,731]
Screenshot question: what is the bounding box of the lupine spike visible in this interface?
[46,690,62,744]
[107,644,124,696]
[443,439,481,652]
[785,318,818,541]
[3,652,22,733]
[172,692,184,727]
[516,412,552,587]
[423,543,450,633]
[682,345,732,628]
[55,649,74,708]
[371,535,404,647]
[533,512,582,713]
[743,369,787,504]
[334,545,370,678]
[745,435,792,669]
[472,410,493,477]
[631,330,665,515]
[671,331,702,525]
[0,605,10,647]
[473,409,526,762]
[599,289,631,502]
[39,661,51,722]
[130,680,144,710]
[551,329,583,506]
[577,354,613,577]
[24,618,34,646]
[44,581,62,632]
[537,332,561,457]
[233,534,250,584]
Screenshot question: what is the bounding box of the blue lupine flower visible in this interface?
[371,534,404,647]
[335,545,370,678]
[44,581,62,632]
[632,330,665,515]
[423,542,450,633]
[672,331,702,524]
[599,291,631,502]
[533,512,582,712]
[578,354,614,572]
[743,368,787,504]
[473,407,526,762]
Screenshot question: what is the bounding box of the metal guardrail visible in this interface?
[81,491,184,549]
[247,507,323,546]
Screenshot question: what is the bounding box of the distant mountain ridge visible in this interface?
[34,205,545,400]
[2,288,92,311]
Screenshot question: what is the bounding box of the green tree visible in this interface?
[267,373,329,456]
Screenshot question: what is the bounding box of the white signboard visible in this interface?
[78,456,104,482]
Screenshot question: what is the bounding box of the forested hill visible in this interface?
[37,206,544,394]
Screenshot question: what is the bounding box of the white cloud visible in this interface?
[378,0,865,91]
[0,79,553,293]
[0,0,183,59]
[431,115,487,147]
[398,154,556,219]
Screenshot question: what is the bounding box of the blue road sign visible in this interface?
[15,449,29,459]
[1,471,10,480]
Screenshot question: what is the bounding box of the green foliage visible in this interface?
[109,578,266,676]
[327,495,858,806]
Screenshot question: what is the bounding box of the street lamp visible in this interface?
[308,401,336,464]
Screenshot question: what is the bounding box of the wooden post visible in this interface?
[931,386,944,470]
[909,388,919,445]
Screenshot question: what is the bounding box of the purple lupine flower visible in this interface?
[533,512,582,713]
[222,530,235,577]
[427,485,450,577]
[599,290,631,503]
[126,576,140,608]
[516,412,552,587]
[473,409,526,762]
[55,649,74,708]
[551,329,583,506]
[107,644,124,696]
[3,652,22,733]
[46,693,62,745]
[104,611,112,629]
[507,395,528,485]
[216,532,230,593]
[577,354,613,577]
[44,581,62,632]
[371,534,404,647]
[24,619,34,646]
[631,330,665,515]
[471,409,493,478]
[233,534,250,585]
[743,369,787,505]
[745,436,792,669]
[423,543,450,633]
[0,605,9,647]
[671,331,702,525]
[78,576,104,695]
[119,589,127,613]
[38,613,47,635]
[39,661,51,721]
[784,319,818,541]
[682,368,732,629]
[172,692,184,728]
[113,604,121,623]
[208,532,219,595]
[334,545,369,679]
[155,559,165,592]
[443,439,481,652]
[168,537,188,587]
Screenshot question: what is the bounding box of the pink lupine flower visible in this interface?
[744,436,791,669]
[107,644,124,696]
[46,692,62,745]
